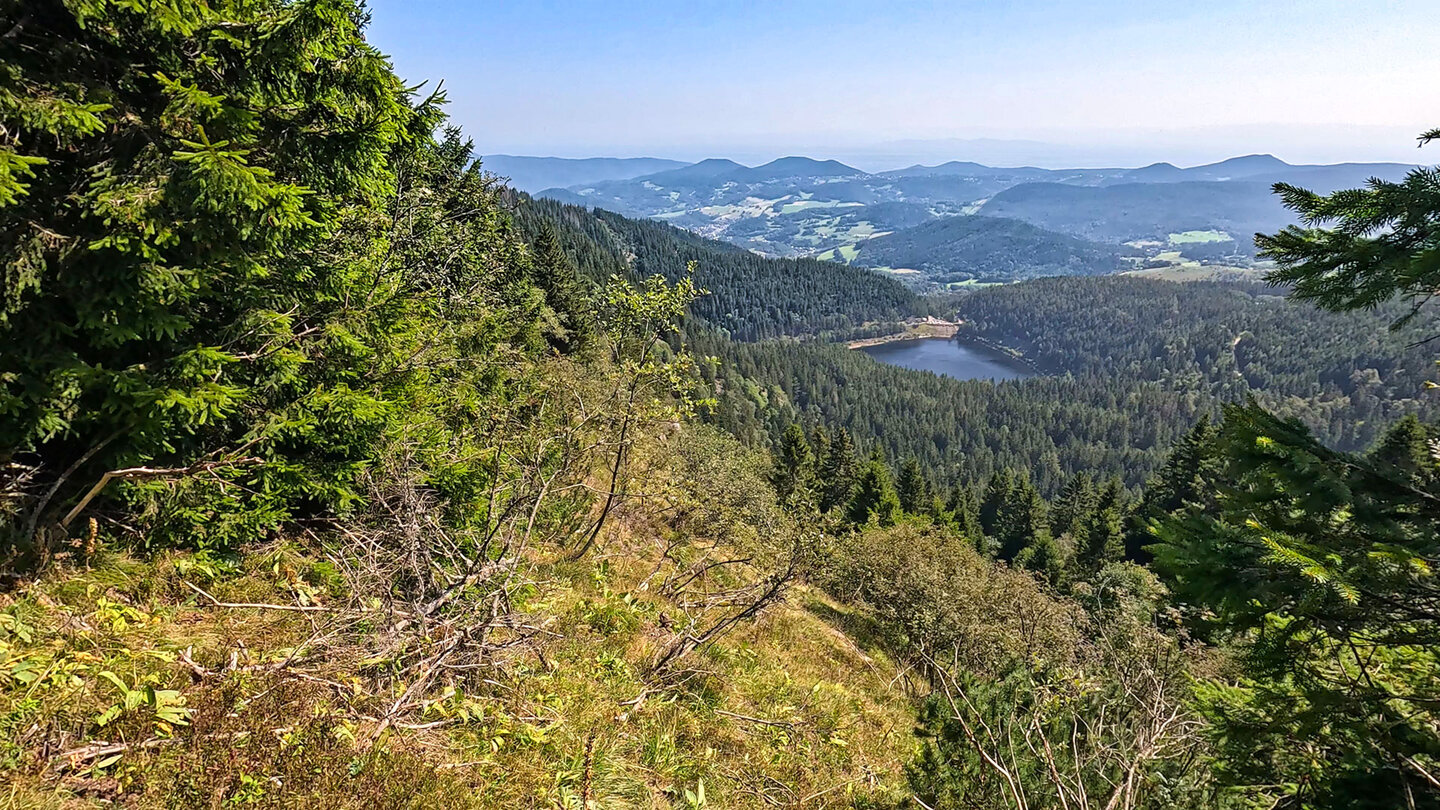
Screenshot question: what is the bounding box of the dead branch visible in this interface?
[714,709,795,729]
[650,554,796,675]
[61,455,264,530]
[184,581,330,613]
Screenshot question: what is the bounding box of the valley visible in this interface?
[530,152,1418,290]
[513,195,1440,493]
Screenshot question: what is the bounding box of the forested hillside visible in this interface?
[500,197,1437,496]
[954,276,1440,450]
[509,196,926,340]
[698,335,1205,493]
[980,180,1294,243]
[688,274,1438,494]
[849,215,1134,283]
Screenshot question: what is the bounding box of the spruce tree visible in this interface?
[994,474,1049,564]
[846,447,900,527]
[978,469,1017,542]
[0,1,574,560]
[1075,478,1125,575]
[0,0,417,553]
[1128,417,1218,561]
[809,425,831,477]
[1257,130,1440,323]
[944,486,984,551]
[896,456,931,515]
[772,423,814,504]
[1369,414,1436,483]
[1015,532,1067,586]
[818,428,858,513]
[1050,473,1097,540]
[528,222,591,352]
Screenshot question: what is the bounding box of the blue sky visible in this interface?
[366,1,1440,169]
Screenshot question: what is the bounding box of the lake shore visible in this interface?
[846,318,959,349]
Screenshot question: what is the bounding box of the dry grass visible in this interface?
[1,518,915,809]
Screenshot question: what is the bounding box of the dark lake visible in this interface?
[858,337,1036,381]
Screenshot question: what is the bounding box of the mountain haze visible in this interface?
[526,152,1417,280]
[481,154,691,192]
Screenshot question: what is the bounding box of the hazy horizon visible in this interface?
[478,125,1432,176]
[368,1,1438,170]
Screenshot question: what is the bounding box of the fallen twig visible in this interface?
[714,709,796,729]
[184,581,329,613]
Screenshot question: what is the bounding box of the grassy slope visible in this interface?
[0,456,915,809]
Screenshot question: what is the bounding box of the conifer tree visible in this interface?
[0,0,419,553]
[1369,414,1436,483]
[1015,532,1067,586]
[772,423,814,504]
[1075,478,1125,575]
[978,469,1018,542]
[944,486,984,550]
[0,1,589,560]
[1050,473,1097,540]
[994,475,1049,564]
[846,446,900,527]
[528,222,591,352]
[818,428,858,514]
[809,425,831,477]
[896,456,931,515]
[1257,130,1440,322]
[1155,135,1440,808]
[1128,417,1218,560]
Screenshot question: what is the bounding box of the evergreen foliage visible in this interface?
[0,0,637,566]
[846,447,901,527]
[1154,405,1440,808]
[507,196,926,341]
[1153,136,1440,808]
[993,475,1050,564]
[954,276,1440,453]
[771,423,814,505]
[1075,478,1126,573]
[3,0,439,553]
[817,427,858,514]
[1258,135,1440,323]
[695,274,1437,499]
[853,214,1133,283]
[896,456,932,514]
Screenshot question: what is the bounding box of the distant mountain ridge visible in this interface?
[515,151,1421,281]
[881,153,1406,190]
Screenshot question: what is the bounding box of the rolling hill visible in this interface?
[507,194,926,341]
[848,215,1136,282]
[979,181,1295,243]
